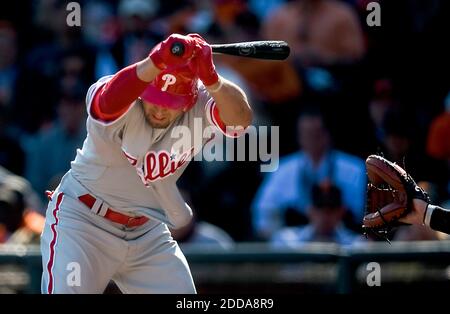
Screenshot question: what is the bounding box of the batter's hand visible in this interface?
[149,34,200,70]
[188,34,219,87]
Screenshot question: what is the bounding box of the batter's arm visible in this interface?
[189,35,252,129]
[91,58,158,122]
[207,77,253,129]
[136,57,160,82]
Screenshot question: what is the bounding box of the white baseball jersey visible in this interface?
[70,75,222,228]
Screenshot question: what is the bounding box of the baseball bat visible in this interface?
[171,41,290,60]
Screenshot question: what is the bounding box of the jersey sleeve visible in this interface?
[85,76,135,144]
[85,76,111,117]
[86,75,134,128]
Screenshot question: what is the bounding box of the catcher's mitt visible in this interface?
[362,155,431,238]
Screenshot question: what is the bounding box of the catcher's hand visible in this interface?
[362,155,431,237]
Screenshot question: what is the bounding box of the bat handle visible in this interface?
[170,42,185,57]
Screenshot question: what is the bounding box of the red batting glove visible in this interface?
[187,34,219,87]
[149,34,200,70]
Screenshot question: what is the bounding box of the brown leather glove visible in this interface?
[362,155,431,237]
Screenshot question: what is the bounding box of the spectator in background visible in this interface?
[0,165,43,214]
[0,22,24,175]
[170,215,235,250]
[252,108,366,240]
[0,185,24,243]
[209,1,302,106]
[206,0,248,41]
[427,91,450,161]
[426,91,450,202]
[368,79,397,146]
[259,0,368,155]
[82,1,120,78]
[109,0,162,71]
[14,0,96,134]
[0,21,18,110]
[180,158,259,242]
[378,108,426,180]
[271,183,359,247]
[0,106,25,175]
[381,109,413,163]
[262,0,365,98]
[0,176,44,245]
[262,0,365,65]
[249,0,285,20]
[206,0,302,153]
[170,187,235,249]
[25,80,86,199]
[156,0,198,35]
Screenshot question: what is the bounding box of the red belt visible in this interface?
[77,194,149,228]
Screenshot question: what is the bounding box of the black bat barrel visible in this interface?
[170,40,290,60]
[211,41,290,60]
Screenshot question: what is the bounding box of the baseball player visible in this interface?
[40,33,252,293]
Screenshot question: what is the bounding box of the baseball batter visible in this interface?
[40,34,252,293]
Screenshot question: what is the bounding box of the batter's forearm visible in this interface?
[207,77,252,128]
[136,57,160,82]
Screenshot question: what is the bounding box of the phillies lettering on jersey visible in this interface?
[143,148,195,182]
[123,148,195,185]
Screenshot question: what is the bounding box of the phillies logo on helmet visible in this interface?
[161,74,177,91]
[140,64,198,110]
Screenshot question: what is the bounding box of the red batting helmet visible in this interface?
[140,64,199,111]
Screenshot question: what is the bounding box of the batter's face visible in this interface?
[141,99,184,129]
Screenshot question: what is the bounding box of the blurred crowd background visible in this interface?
[0,0,449,248]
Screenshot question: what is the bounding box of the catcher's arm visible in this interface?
[400,199,450,235]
